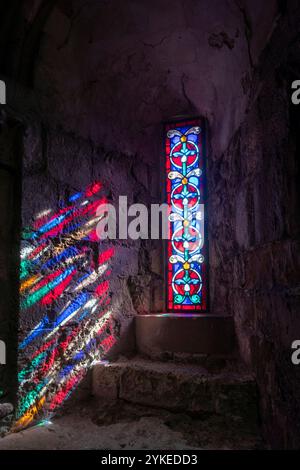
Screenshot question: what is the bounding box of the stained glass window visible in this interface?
[165,118,208,312]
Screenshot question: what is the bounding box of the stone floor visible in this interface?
[0,355,265,450]
[0,399,263,450]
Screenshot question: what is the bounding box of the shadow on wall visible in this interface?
[15,181,117,431]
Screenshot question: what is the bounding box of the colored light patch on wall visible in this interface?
[17,182,116,431]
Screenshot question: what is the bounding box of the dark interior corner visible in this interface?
[0,0,299,453]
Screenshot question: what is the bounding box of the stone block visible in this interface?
[92,358,258,422]
[92,362,122,400]
[135,315,236,356]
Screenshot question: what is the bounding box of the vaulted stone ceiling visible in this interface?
[18,0,279,161]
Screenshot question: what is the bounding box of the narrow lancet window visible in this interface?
[165,119,208,312]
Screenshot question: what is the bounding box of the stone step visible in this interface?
[92,357,258,424]
[135,314,236,357]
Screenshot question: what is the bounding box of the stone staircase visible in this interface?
[0,314,263,449]
[85,314,262,449]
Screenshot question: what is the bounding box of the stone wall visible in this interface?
[0,115,22,431]
[16,122,155,428]
[0,0,282,322]
[209,8,300,446]
[30,0,280,314]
